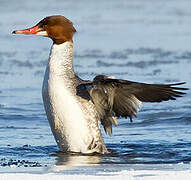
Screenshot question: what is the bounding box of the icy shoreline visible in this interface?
[1,164,191,180]
[1,170,191,180]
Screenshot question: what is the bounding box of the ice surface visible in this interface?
[1,169,191,180]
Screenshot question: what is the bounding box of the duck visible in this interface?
[12,15,188,154]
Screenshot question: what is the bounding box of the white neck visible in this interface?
[48,41,75,78]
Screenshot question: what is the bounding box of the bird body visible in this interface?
[42,42,107,153]
[12,15,188,154]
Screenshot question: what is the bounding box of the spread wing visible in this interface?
[77,75,188,136]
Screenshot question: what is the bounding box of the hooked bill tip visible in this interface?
[12,30,17,34]
[12,30,23,34]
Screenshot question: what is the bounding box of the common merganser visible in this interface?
[12,15,188,154]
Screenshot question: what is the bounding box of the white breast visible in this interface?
[42,70,91,153]
[42,42,92,153]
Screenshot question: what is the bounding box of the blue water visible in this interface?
[0,0,191,171]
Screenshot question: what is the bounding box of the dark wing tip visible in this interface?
[170,82,186,86]
[162,82,189,101]
[132,81,188,103]
[170,82,189,90]
[170,82,189,96]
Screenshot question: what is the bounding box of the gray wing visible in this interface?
[77,75,188,136]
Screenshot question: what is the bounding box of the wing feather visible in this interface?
[77,75,188,136]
